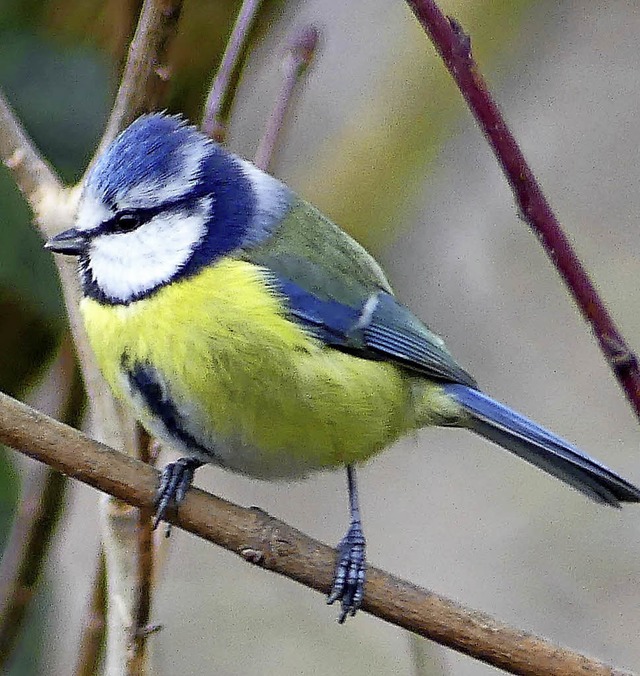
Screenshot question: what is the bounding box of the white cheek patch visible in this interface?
[237,158,292,243]
[75,190,114,233]
[120,140,210,210]
[87,199,210,302]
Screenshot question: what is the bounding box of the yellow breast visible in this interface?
[80,259,426,478]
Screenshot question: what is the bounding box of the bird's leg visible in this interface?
[327,465,366,623]
[154,457,204,536]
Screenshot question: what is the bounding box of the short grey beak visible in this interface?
[45,228,87,256]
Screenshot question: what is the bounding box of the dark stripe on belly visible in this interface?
[126,362,214,458]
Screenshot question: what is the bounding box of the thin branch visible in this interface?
[0,337,82,667]
[129,426,156,676]
[0,95,116,427]
[253,25,319,171]
[201,0,265,143]
[0,469,66,665]
[74,553,106,676]
[0,90,62,213]
[404,0,640,420]
[1,5,184,673]
[95,0,184,159]
[0,392,631,676]
[80,2,184,672]
[111,1,147,77]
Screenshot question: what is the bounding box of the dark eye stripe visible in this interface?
[100,206,162,236]
[97,190,211,237]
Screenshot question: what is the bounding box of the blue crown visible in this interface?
[87,113,206,206]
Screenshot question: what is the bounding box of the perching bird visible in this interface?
[46,113,640,622]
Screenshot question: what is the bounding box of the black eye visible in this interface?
[112,212,142,233]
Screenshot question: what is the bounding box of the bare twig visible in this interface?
[100,494,139,675]
[111,1,147,77]
[0,391,632,676]
[0,469,66,665]
[74,553,106,676]
[0,90,116,429]
[253,25,319,171]
[404,0,640,421]
[0,90,62,215]
[96,0,184,159]
[0,81,134,676]
[201,0,265,143]
[129,426,156,676]
[84,3,185,672]
[2,4,185,673]
[0,338,82,667]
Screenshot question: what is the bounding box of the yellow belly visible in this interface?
[80,259,452,478]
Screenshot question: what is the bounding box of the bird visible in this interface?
[46,112,640,623]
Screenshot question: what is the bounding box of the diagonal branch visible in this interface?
[0,468,66,665]
[201,0,265,143]
[0,337,81,668]
[404,0,640,421]
[95,0,184,159]
[0,90,62,212]
[253,25,320,171]
[0,391,631,676]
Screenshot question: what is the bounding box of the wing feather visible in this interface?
[273,277,476,386]
[242,196,476,386]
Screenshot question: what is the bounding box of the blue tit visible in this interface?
[46,113,640,622]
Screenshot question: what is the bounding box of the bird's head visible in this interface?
[46,113,291,304]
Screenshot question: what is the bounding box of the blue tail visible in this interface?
[444,384,640,506]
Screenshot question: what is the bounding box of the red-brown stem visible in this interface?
[404,0,640,418]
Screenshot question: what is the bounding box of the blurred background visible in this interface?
[1,0,640,674]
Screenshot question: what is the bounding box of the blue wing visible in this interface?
[273,277,477,387]
[239,196,476,384]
